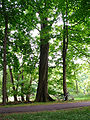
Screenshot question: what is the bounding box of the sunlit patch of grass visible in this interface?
[74,94,90,101]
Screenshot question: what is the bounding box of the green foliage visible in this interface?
[0,0,89,102]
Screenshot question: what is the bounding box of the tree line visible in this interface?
[0,0,89,105]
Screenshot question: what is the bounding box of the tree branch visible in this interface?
[71,44,90,57]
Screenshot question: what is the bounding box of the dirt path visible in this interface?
[0,101,90,114]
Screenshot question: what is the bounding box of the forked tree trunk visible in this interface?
[9,66,17,102]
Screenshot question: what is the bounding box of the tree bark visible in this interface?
[2,17,8,105]
[36,39,49,101]
[26,95,29,102]
[26,75,33,102]
[76,80,78,94]
[2,0,8,105]
[21,71,24,102]
[9,66,17,102]
[35,17,54,102]
[63,22,68,101]
[62,0,69,101]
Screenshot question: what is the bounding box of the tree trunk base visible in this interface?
[26,95,30,102]
[35,94,55,102]
[47,94,55,101]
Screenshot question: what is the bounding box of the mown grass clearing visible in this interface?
[74,94,90,101]
[0,107,90,120]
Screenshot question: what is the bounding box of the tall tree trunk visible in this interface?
[2,0,8,105]
[2,17,8,105]
[62,0,68,101]
[63,22,68,101]
[15,71,22,101]
[76,80,78,94]
[36,37,49,101]
[21,71,24,102]
[26,75,33,102]
[35,17,54,102]
[9,66,17,102]
[6,93,8,102]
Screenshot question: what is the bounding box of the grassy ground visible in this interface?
[74,94,90,101]
[0,100,90,108]
[0,107,90,120]
[0,94,90,108]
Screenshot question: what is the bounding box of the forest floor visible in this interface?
[0,101,90,114]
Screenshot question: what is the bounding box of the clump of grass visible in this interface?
[1,107,90,120]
